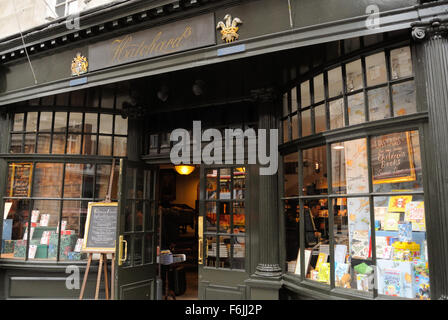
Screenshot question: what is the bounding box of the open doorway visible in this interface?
[158,164,199,300]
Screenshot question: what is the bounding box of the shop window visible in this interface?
[281,46,417,139]
[204,167,246,270]
[9,111,127,157]
[282,130,430,299]
[1,162,118,261]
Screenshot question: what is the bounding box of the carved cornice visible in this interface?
[255,263,282,277]
[412,17,448,41]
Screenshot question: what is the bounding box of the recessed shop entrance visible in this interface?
[158,164,200,300]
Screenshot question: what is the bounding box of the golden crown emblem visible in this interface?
[217,14,243,43]
[71,53,88,77]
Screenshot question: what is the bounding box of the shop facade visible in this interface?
[0,0,448,300]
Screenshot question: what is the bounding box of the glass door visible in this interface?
[198,165,249,300]
[115,159,158,299]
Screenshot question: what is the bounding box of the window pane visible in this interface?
[206,169,217,200]
[206,235,218,267]
[291,87,298,113]
[366,52,387,87]
[301,81,311,108]
[53,112,67,133]
[285,200,299,273]
[282,119,289,143]
[113,137,127,157]
[24,134,36,154]
[333,197,373,295]
[84,113,98,133]
[231,236,245,269]
[39,112,53,131]
[371,130,423,193]
[99,114,113,134]
[284,152,298,197]
[52,134,66,154]
[1,199,29,260]
[331,139,368,194]
[219,168,231,200]
[9,134,22,153]
[59,201,88,261]
[346,59,363,92]
[328,67,343,98]
[116,83,130,110]
[329,98,345,130]
[301,109,311,137]
[33,163,64,198]
[66,134,81,154]
[37,134,51,154]
[314,104,326,133]
[374,195,429,299]
[95,164,119,201]
[390,46,413,80]
[291,114,299,140]
[313,74,325,103]
[205,202,217,232]
[13,113,24,131]
[392,81,417,117]
[31,200,60,260]
[26,112,38,132]
[304,198,330,285]
[282,93,289,117]
[368,87,390,121]
[64,163,94,198]
[348,93,365,125]
[144,233,154,264]
[233,168,246,200]
[82,134,97,155]
[114,115,128,135]
[98,136,112,156]
[68,113,83,133]
[86,87,100,108]
[303,145,327,196]
[219,202,231,234]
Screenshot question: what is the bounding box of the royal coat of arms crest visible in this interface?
[71,53,88,76]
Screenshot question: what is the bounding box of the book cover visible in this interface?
[335,244,347,264]
[31,210,40,223]
[398,222,413,242]
[294,249,312,276]
[374,207,388,230]
[39,214,50,227]
[384,212,400,231]
[315,253,328,272]
[356,274,371,292]
[383,269,401,296]
[317,263,330,284]
[28,245,38,259]
[351,230,369,259]
[40,231,52,245]
[74,238,83,252]
[388,195,412,213]
[335,262,350,284]
[413,259,430,300]
[404,201,426,232]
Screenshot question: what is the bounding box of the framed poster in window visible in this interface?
[371,132,416,184]
[9,163,33,197]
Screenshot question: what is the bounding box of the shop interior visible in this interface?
[158,164,200,300]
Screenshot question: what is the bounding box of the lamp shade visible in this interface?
[174,165,195,175]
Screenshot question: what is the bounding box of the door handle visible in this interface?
[198,239,203,265]
[118,235,128,266]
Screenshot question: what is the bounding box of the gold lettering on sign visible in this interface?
[111,26,193,63]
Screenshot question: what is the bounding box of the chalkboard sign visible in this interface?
[82,202,118,253]
[371,131,416,184]
[10,163,33,197]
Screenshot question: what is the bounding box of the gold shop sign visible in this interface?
[88,13,216,72]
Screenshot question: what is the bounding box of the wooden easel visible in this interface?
[79,159,116,300]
